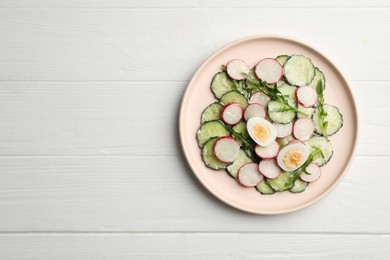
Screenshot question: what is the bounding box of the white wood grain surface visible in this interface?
[0,234,389,260]
[0,0,388,259]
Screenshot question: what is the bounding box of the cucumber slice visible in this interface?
[232,121,253,150]
[211,72,235,99]
[305,136,333,166]
[256,181,276,195]
[313,104,343,136]
[227,150,252,178]
[276,55,290,66]
[245,69,260,92]
[232,121,249,139]
[202,137,229,170]
[234,80,250,98]
[297,104,315,118]
[201,102,223,124]
[266,171,294,191]
[196,120,229,148]
[277,134,295,148]
[284,55,315,86]
[278,83,297,100]
[289,179,308,193]
[310,67,326,89]
[276,80,287,88]
[268,100,296,124]
[220,90,249,108]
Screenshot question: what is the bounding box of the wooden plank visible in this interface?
[0,233,389,259]
[0,81,381,156]
[0,82,185,156]
[0,156,387,233]
[1,0,389,8]
[0,8,388,81]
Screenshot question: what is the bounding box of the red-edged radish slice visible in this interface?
[221,102,243,125]
[237,163,263,187]
[226,59,250,80]
[244,103,266,121]
[255,141,280,159]
[213,136,240,163]
[259,159,282,179]
[300,163,321,182]
[293,118,314,141]
[296,86,318,107]
[255,58,284,84]
[273,122,293,138]
[249,91,271,107]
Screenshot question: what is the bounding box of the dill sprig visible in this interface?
[315,79,329,140]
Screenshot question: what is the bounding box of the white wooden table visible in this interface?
[0,0,389,259]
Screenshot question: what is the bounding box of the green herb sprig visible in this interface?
[226,126,257,162]
[285,146,324,189]
[315,80,329,140]
[242,73,307,116]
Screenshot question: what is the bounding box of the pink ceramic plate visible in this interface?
[179,35,358,214]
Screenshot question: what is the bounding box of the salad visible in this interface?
[196,55,343,194]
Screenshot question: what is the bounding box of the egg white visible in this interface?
[277,143,310,171]
[246,117,277,147]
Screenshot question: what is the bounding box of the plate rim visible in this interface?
[179,34,359,215]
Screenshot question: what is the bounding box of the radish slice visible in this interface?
[249,91,271,107]
[237,163,264,187]
[244,103,266,121]
[259,159,282,179]
[293,118,314,141]
[300,163,321,182]
[226,59,250,80]
[255,141,280,159]
[213,136,240,163]
[255,58,284,84]
[221,102,243,125]
[273,122,293,138]
[296,86,318,107]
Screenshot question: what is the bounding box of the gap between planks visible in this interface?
[0,231,389,236]
[0,7,389,10]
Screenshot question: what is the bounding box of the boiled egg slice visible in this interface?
[247,117,277,147]
[277,142,310,171]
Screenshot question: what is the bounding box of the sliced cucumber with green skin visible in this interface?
[220,90,249,108]
[201,102,223,124]
[297,104,315,118]
[284,55,315,86]
[266,171,294,191]
[227,150,252,178]
[277,134,295,148]
[289,179,308,193]
[305,136,333,166]
[268,100,296,124]
[256,181,276,195]
[278,83,297,101]
[313,104,343,136]
[232,121,249,139]
[276,80,287,88]
[211,72,235,99]
[197,120,229,148]
[276,55,290,66]
[245,69,260,92]
[310,67,326,89]
[202,137,229,170]
[234,80,251,98]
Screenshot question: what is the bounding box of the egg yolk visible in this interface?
[282,150,304,169]
[252,124,270,142]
